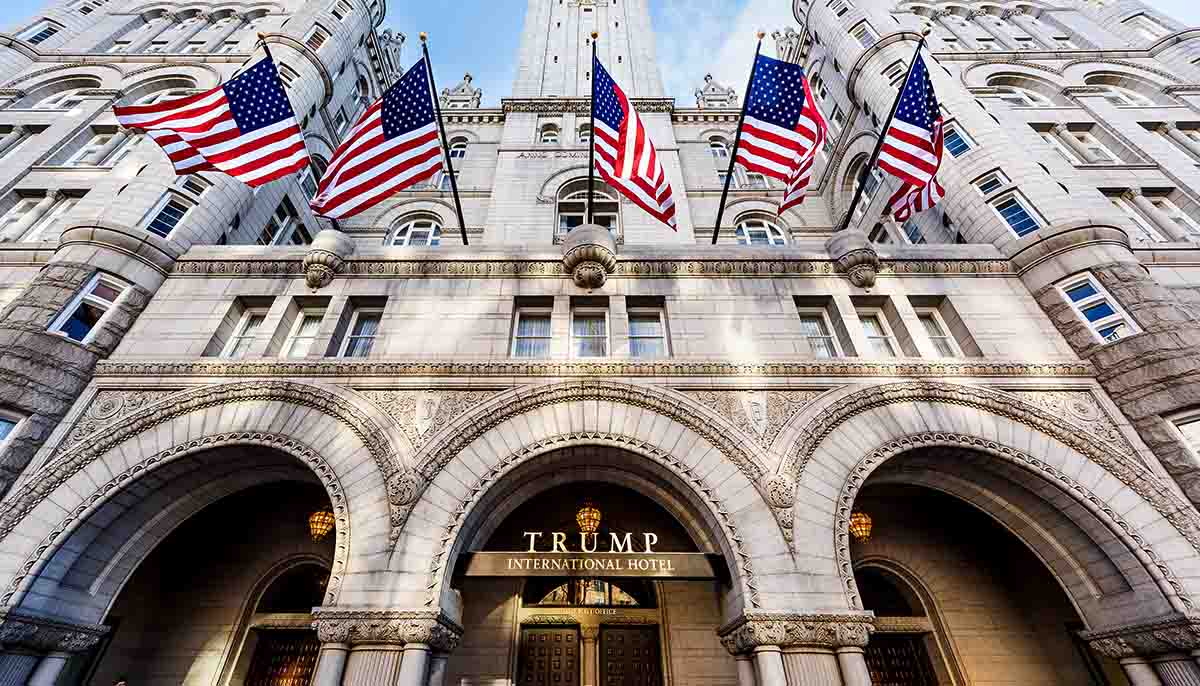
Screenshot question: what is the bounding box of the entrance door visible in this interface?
[518,627,580,685]
[245,630,320,686]
[864,633,937,686]
[600,626,662,686]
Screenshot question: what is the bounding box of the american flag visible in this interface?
[734,53,827,214]
[310,57,443,220]
[878,55,945,220]
[592,56,676,230]
[114,57,308,187]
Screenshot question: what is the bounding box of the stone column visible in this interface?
[581,625,600,686]
[26,651,70,686]
[127,15,177,52]
[2,190,61,242]
[0,126,28,158]
[1161,123,1200,160]
[835,647,873,686]
[1153,655,1200,685]
[428,653,450,686]
[1128,190,1191,241]
[1122,658,1166,685]
[735,654,756,686]
[312,608,463,686]
[782,647,841,686]
[311,642,350,686]
[166,13,212,52]
[203,14,248,52]
[1050,124,1094,163]
[753,647,788,686]
[1084,616,1200,686]
[0,609,107,686]
[344,644,404,685]
[0,653,39,686]
[719,611,875,686]
[84,130,130,166]
[396,643,431,686]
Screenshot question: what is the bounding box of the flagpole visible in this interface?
[711,32,765,245]
[586,30,599,225]
[835,26,930,234]
[420,32,470,246]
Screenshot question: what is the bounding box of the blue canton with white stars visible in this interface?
[224,58,298,133]
[745,53,810,129]
[382,56,436,139]
[593,57,626,131]
[893,56,941,132]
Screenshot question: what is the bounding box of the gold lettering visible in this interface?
[523,532,543,553]
[552,532,568,553]
[580,532,598,553]
[610,532,633,553]
[643,533,658,553]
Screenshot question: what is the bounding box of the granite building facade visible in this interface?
[1,0,1200,684]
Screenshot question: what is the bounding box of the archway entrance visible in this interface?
[445,478,738,686]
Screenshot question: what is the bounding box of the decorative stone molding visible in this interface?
[827,230,880,288]
[1059,58,1183,86]
[695,73,738,109]
[440,73,482,108]
[312,608,462,651]
[59,389,179,451]
[561,225,618,289]
[1,431,351,607]
[359,390,499,451]
[422,431,763,609]
[772,28,802,61]
[1006,390,1137,459]
[0,607,108,653]
[94,359,1092,380]
[684,390,824,449]
[717,613,875,654]
[523,614,581,626]
[874,616,933,634]
[303,228,355,289]
[831,432,1198,613]
[503,98,674,114]
[0,380,410,548]
[1083,615,1200,658]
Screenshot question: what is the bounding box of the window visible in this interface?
[1097,85,1153,107]
[1109,195,1166,243]
[1054,36,1077,49]
[798,310,840,358]
[578,124,592,144]
[735,217,787,246]
[0,411,19,448]
[282,310,325,357]
[390,217,442,246]
[36,89,90,111]
[333,107,349,134]
[449,137,468,159]
[916,310,958,357]
[219,40,240,54]
[1123,13,1168,41]
[20,21,61,45]
[107,41,131,53]
[884,61,907,87]
[1057,273,1139,343]
[868,222,893,244]
[181,41,205,54]
[851,22,878,48]
[222,309,268,358]
[829,0,853,17]
[540,123,560,144]
[994,194,1040,237]
[531,579,648,607]
[628,307,668,358]
[853,166,884,219]
[941,37,959,52]
[901,218,926,244]
[1149,196,1200,239]
[571,307,608,358]
[49,272,128,343]
[0,193,78,242]
[305,25,331,51]
[974,171,1008,196]
[811,72,828,102]
[330,0,353,21]
[858,312,896,357]
[976,37,996,51]
[743,172,768,190]
[180,175,211,197]
[709,136,731,165]
[257,199,311,245]
[1040,131,1081,164]
[512,307,551,357]
[1171,410,1200,460]
[340,309,382,357]
[830,104,846,133]
[557,180,619,237]
[436,170,457,192]
[995,86,1050,107]
[145,196,191,238]
[145,40,169,53]
[943,126,971,157]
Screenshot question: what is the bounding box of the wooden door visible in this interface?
[245,630,320,686]
[864,633,938,686]
[600,626,662,686]
[518,627,580,685]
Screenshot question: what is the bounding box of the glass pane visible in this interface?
[1098,322,1129,342]
[574,337,607,357]
[91,280,123,303]
[344,336,374,357]
[918,314,944,338]
[629,314,662,338]
[630,337,664,358]
[61,302,105,341]
[810,337,837,358]
[859,315,885,338]
[798,315,829,337]
[931,337,957,357]
[0,418,14,441]
[1064,282,1098,302]
[228,335,255,358]
[352,313,381,337]
[1081,301,1117,322]
[241,314,265,336]
[516,314,551,338]
[513,338,550,358]
[610,584,639,606]
[582,579,607,605]
[1178,420,1200,453]
[573,314,606,337]
[870,338,896,357]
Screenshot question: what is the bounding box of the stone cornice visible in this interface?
[93,359,1095,379]
[502,97,674,114]
[1082,615,1200,658]
[170,256,1016,278]
[311,608,462,649]
[717,612,875,653]
[0,607,108,653]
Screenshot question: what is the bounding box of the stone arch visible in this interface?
[960,59,1063,88]
[2,62,123,90]
[785,382,1200,625]
[1061,58,1182,86]
[375,198,457,231]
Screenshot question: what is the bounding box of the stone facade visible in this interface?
[1,0,1200,685]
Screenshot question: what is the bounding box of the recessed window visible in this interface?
[858,312,897,357]
[1122,13,1169,42]
[943,126,972,157]
[941,37,959,51]
[1097,85,1154,107]
[850,22,878,48]
[257,199,310,245]
[305,25,331,51]
[577,125,592,144]
[797,309,840,358]
[1039,130,1081,164]
[571,307,609,358]
[145,40,169,53]
[282,309,325,358]
[145,196,191,238]
[830,104,846,133]
[868,223,893,244]
[36,89,90,111]
[222,309,268,358]
[974,171,1008,196]
[995,85,1050,108]
[1171,410,1200,461]
[1108,194,1166,243]
[993,194,1040,237]
[976,38,997,51]
[0,193,79,243]
[916,310,959,357]
[512,307,552,358]
[883,61,907,87]
[340,308,382,357]
[390,217,442,246]
[557,180,619,237]
[1054,36,1077,49]
[49,272,129,344]
[1057,273,1139,343]
[829,0,854,17]
[1149,196,1200,240]
[628,307,668,358]
[20,20,61,45]
[540,123,561,144]
[219,40,240,54]
[735,217,787,246]
[449,137,468,159]
[901,218,925,244]
[0,411,19,447]
[180,175,211,196]
[330,0,353,21]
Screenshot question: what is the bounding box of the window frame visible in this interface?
[338,307,383,358]
[1056,272,1141,344]
[1109,194,1166,243]
[305,24,332,51]
[221,307,270,359]
[48,272,129,345]
[1149,195,1200,238]
[627,306,669,359]
[1169,408,1200,463]
[857,309,898,358]
[0,408,22,452]
[735,217,788,246]
[144,194,193,238]
[570,306,610,359]
[389,217,442,246]
[20,20,62,45]
[991,192,1042,237]
[511,306,553,358]
[914,308,961,358]
[281,308,327,358]
[796,307,842,358]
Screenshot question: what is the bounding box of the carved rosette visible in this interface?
[561,225,618,290]
[312,608,463,651]
[1082,616,1200,659]
[826,230,879,288]
[718,613,875,655]
[0,607,108,653]
[303,228,355,290]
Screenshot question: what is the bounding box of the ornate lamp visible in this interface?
[308,509,336,542]
[848,511,873,543]
[576,501,601,534]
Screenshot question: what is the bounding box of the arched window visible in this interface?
[539,123,560,144]
[1096,84,1154,107]
[735,216,787,245]
[709,136,731,165]
[256,563,330,614]
[35,88,91,110]
[135,88,193,106]
[524,578,655,608]
[578,123,592,144]
[993,85,1051,107]
[556,179,619,237]
[448,136,468,159]
[389,215,442,246]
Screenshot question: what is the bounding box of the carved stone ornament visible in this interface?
[303,228,355,289]
[312,608,463,651]
[441,72,483,108]
[0,607,108,653]
[686,390,823,448]
[60,389,179,450]
[1007,390,1137,459]
[1082,615,1200,659]
[826,230,880,288]
[560,224,618,290]
[695,73,739,109]
[523,614,581,626]
[717,612,875,655]
[772,28,802,59]
[359,389,498,451]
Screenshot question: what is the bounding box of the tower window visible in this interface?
[49,272,129,344]
[1057,273,1139,343]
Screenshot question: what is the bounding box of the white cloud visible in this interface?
[654,0,801,104]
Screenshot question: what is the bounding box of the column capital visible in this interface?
[44,189,63,203]
[1124,187,1145,199]
[1160,121,1178,133]
[1083,614,1200,659]
[717,612,875,655]
[0,607,108,654]
[1051,122,1070,134]
[580,625,600,642]
[311,608,463,652]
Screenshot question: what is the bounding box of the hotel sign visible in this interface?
[463,531,720,579]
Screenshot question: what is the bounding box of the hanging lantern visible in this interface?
[308,509,336,542]
[848,511,873,543]
[576,501,602,534]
